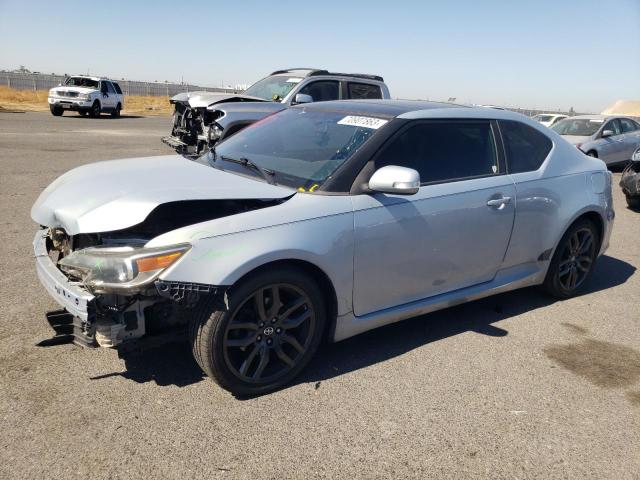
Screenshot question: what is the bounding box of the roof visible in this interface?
[295,99,464,118]
[270,68,384,82]
[297,99,542,124]
[567,114,610,120]
[68,75,118,82]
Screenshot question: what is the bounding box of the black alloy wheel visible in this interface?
[223,284,315,384]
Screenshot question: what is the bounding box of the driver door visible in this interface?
[99,81,115,110]
[352,120,516,316]
[598,119,626,164]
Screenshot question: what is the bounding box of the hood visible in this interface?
[561,135,591,145]
[31,155,293,235]
[170,91,268,108]
[49,86,96,95]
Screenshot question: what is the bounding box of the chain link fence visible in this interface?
[0,72,236,96]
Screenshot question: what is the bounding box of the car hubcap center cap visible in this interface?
[263,326,275,336]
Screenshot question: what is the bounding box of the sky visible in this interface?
[0,0,638,113]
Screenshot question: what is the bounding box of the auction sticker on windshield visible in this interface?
[338,116,388,130]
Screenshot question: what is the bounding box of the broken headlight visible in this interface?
[208,123,223,144]
[58,244,190,294]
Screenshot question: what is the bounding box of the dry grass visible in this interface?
[0,86,172,116]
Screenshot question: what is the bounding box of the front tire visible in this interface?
[543,219,599,298]
[50,105,63,116]
[190,267,326,395]
[89,101,101,118]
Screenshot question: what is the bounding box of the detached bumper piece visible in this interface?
[40,309,97,348]
[156,280,225,308]
[161,135,189,152]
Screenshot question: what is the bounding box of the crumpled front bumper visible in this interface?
[33,229,97,346]
[33,229,94,320]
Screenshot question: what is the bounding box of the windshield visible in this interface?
[243,75,303,101]
[534,115,554,122]
[208,108,386,190]
[552,118,603,136]
[64,77,99,88]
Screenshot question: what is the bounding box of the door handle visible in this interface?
[487,196,512,208]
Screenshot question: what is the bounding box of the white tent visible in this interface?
[601,100,640,117]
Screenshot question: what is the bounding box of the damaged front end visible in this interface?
[162,101,222,156]
[35,227,224,352]
[162,92,268,157]
[31,154,294,352]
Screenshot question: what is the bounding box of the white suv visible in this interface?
[48,76,124,117]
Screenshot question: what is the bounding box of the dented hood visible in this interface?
[170,91,268,109]
[31,155,293,235]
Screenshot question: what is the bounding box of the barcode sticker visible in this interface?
[337,116,388,130]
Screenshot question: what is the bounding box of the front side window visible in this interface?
[112,82,122,94]
[602,119,621,136]
[105,82,116,94]
[373,121,498,184]
[348,82,382,99]
[500,120,552,173]
[210,108,384,190]
[243,75,303,101]
[299,81,340,102]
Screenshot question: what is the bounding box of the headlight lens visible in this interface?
[208,123,223,142]
[59,244,190,293]
[80,93,91,101]
[632,147,640,162]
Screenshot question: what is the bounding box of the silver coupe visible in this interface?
[32,100,615,395]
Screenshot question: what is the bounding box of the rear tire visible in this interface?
[189,267,326,396]
[111,103,121,118]
[543,219,599,298]
[50,106,63,116]
[89,101,101,118]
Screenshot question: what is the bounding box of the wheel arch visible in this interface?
[225,258,339,343]
[552,208,605,259]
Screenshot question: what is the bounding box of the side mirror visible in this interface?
[601,129,614,138]
[294,93,313,105]
[368,165,420,195]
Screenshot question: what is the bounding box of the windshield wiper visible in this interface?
[219,155,276,185]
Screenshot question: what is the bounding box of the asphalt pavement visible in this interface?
[1,112,639,479]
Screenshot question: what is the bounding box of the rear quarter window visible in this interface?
[348,82,382,99]
[500,120,552,173]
